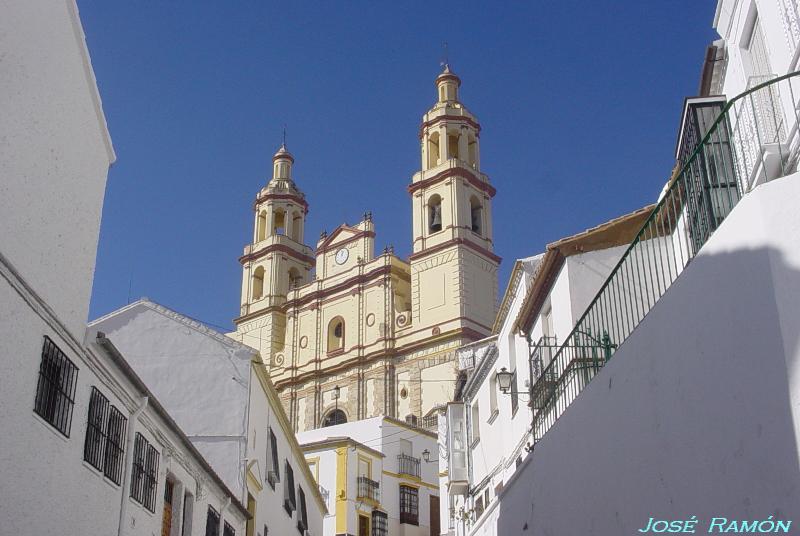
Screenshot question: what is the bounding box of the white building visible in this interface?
[297,416,440,536]
[0,4,250,534]
[439,207,654,535]
[89,299,326,536]
[441,0,800,533]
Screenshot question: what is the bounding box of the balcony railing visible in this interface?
[356,476,380,502]
[397,453,421,478]
[528,72,800,447]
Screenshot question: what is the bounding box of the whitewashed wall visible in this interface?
[494,173,800,534]
[0,0,114,338]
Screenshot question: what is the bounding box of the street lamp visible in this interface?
[496,367,513,394]
[422,449,438,463]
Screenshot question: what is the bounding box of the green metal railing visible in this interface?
[530,71,800,445]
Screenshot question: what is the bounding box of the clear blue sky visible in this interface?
[83,1,718,331]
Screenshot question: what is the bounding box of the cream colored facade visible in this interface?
[232,66,499,432]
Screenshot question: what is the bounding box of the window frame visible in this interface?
[33,336,78,437]
[267,428,280,489]
[399,485,419,526]
[296,485,308,534]
[130,432,160,512]
[372,510,388,536]
[283,460,296,516]
[206,506,220,536]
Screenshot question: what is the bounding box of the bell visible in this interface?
[430,206,442,231]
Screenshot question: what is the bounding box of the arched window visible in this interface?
[321,409,347,427]
[327,317,345,353]
[288,267,302,289]
[448,133,459,160]
[252,266,265,300]
[470,196,482,234]
[428,195,443,233]
[291,211,302,241]
[273,209,286,235]
[256,211,267,242]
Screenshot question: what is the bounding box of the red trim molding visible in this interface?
[254,193,309,212]
[419,115,480,136]
[407,167,496,198]
[317,227,375,255]
[239,244,315,266]
[409,238,502,264]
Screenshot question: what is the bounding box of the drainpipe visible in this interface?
[118,396,149,536]
[218,496,231,536]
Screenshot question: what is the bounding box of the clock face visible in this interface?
[335,248,349,265]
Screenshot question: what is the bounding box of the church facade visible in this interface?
[231,66,500,432]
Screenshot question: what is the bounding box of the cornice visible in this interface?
[254,192,308,212]
[408,238,501,264]
[408,166,496,198]
[239,243,315,266]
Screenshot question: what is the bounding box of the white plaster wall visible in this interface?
[90,304,252,495]
[0,0,114,338]
[0,286,246,536]
[494,174,800,534]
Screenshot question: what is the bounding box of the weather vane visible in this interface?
[282,124,287,147]
[441,41,449,68]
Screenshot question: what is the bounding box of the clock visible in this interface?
[335,248,349,265]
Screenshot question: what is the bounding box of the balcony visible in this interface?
[397,453,421,478]
[356,476,380,503]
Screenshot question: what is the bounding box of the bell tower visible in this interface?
[235,144,314,359]
[408,65,499,339]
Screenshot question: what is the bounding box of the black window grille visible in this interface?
[104,406,127,484]
[34,336,78,436]
[267,428,280,488]
[223,521,236,536]
[82,387,128,484]
[206,507,220,536]
[130,432,159,511]
[283,460,296,515]
[296,485,308,533]
[510,371,519,414]
[84,387,109,470]
[372,510,388,536]
[399,485,418,526]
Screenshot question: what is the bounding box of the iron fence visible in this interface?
[398,453,421,478]
[356,476,380,502]
[530,71,800,446]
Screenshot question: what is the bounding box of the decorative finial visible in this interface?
[282,124,287,148]
[320,230,327,240]
[440,42,449,70]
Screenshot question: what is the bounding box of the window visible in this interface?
[488,374,498,420]
[399,485,419,525]
[83,387,128,484]
[34,336,78,436]
[296,485,308,534]
[252,266,265,300]
[224,521,236,536]
[372,510,388,536]
[470,196,482,234]
[321,408,347,427]
[130,432,159,512]
[273,209,286,235]
[256,211,267,242]
[266,428,280,488]
[206,507,220,536]
[470,402,480,444]
[510,370,519,414]
[283,461,296,515]
[474,494,484,519]
[427,195,442,233]
[327,317,345,353]
[288,267,302,290]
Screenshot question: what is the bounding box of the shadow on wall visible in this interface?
[496,245,800,535]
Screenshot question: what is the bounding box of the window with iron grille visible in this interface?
[510,371,519,414]
[205,507,220,536]
[296,485,308,533]
[83,387,128,484]
[372,510,388,536]
[399,485,418,525]
[474,494,484,519]
[130,432,159,511]
[283,460,296,515]
[266,428,280,489]
[34,336,78,436]
[223,521,236,536]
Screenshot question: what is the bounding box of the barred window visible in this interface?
[206,507,220,536]
[372,510,388,536]
[34,336,78,436]
[223,521,236,536]
[283,460,296,515]
[510,370,519,414]
[266,428,280,489]
[83,387,128,484]
[130,433,159,511]
[399,485,418,525]
[296,485,308,533]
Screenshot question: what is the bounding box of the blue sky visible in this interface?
[83,1,718,331]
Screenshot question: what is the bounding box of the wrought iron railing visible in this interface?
[318,484,330,508]
[529,72,800,445]
[356,476,380,502]
[397,453,421,478]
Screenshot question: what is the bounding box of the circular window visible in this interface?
[366,313,375,327]
[299,336,308,349]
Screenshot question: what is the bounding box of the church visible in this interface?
[230,65,500,432]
